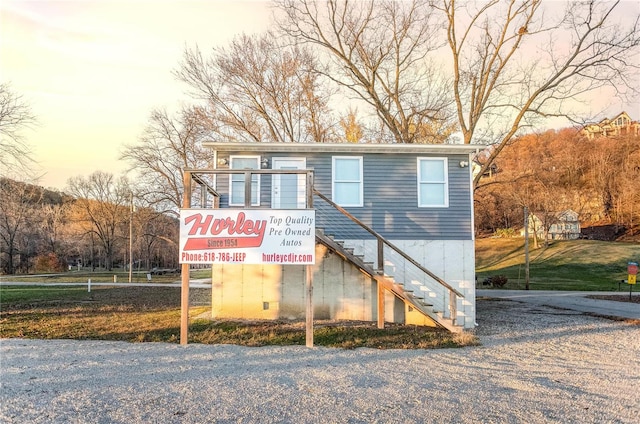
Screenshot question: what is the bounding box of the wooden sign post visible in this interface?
[179,169,316,347]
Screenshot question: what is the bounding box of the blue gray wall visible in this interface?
[215,151,473,241]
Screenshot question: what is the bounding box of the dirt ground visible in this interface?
[2,296,639,423]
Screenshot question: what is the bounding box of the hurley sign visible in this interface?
[179,209,316,265]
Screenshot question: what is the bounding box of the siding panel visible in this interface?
[214,150,473,240]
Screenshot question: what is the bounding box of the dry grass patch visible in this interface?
[0,285,478,349]
[188,319,478,349]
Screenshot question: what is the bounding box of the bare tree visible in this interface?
[276,0,453,144]
[121,106,213,215]
[0,83,37,176]
[585,135,640,226]
[440,0,640,187]
[38,202,68,256]
[475,129,587,240]
[0,178,42,274]
[616,138,640,231]
[176,31,337,143]
[132,207,178,270]
[66,172,131,271]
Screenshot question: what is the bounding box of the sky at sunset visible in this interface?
[1,0,271,189]
[1,0,639,191]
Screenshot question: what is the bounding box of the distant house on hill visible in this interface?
[521,209,581,241]
[581,111,639,139]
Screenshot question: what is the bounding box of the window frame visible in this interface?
[332,156,363,207]
[417,157,449,208]
[229,155,261,207]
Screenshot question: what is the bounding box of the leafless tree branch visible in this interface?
[275,0,454,143]
[0,83,37,176]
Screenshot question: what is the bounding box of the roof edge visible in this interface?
[202,142,486,154]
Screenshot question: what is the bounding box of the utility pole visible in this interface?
[128,191,133,283]
[524,206,530,290]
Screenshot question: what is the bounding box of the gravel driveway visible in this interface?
[1,298,639,423]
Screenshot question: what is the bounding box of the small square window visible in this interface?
[230,156,260,206]
[332,156,363,207]
[417,158,448,207]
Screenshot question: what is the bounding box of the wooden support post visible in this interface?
[244,171,252,207]
[306,171,314,208]
[200,184,207,208]
[305,170,314,347]
[305,264,314,347]
[180,266,190,345]
[449,291,457,325]
[180,171,192,346]
[377,278,385,329]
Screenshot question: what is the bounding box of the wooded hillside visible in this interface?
[475,129,640,240]
[0,178,178,275]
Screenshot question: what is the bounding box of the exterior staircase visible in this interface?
[315,229,463,333]
[313,189,464,333]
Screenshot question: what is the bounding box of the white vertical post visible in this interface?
[87,278,91,293]
[129,191,133,283]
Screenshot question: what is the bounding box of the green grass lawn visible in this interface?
[0,268,212,284]
[476,238,640,291]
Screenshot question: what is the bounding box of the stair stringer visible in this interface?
[315,230,463,333]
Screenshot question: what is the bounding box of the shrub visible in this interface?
[493,228,517,238]
[481,275,509,288]
[490,275,508,288]
[34,253,65,272]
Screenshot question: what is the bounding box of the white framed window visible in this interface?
[229,155,260,206]
[417,157,448,207]
[332,156,363,207]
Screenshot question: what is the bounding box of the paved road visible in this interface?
[477,289,640,320]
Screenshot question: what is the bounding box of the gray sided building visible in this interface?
[203,142,482,331]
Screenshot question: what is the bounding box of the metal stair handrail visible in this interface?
[313,189,463,298]
[315,229,451,329]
